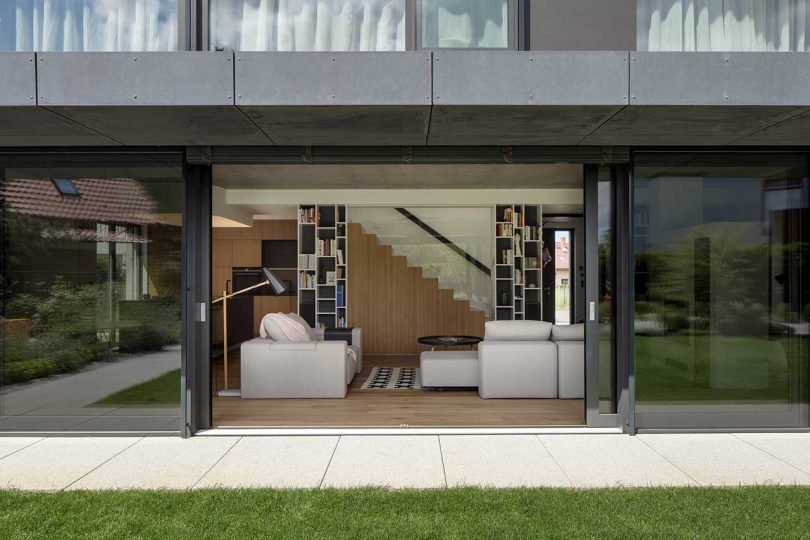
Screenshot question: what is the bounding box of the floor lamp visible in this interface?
[213,268,289,397]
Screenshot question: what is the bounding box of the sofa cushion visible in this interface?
[260,313,311,342]
[286,312,320,341]
[484,320,553,341]
[551,323,584,342]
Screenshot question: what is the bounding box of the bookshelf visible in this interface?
[494,204,542,321]
[298,204,348,329]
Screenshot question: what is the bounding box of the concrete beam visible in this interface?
[588,52,810,145]
[36,52,270,145]
[235,52,432,145]
[429,51,629,145]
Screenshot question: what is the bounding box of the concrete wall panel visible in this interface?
[529,0,636,51]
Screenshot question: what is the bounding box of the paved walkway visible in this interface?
[0,433,809,491]
[0,347,180,432]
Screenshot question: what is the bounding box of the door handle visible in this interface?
[589,301,596,321]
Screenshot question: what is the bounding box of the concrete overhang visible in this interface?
[35,52,269,145]
[429,51,630,145]
[0,51,809,148]
[0,52,118,146]
[586,52,810,145]
[234,52,432,145]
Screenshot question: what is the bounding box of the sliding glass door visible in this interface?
[1,152,184,432]
[585,165,624,427]
[634,152,809,429]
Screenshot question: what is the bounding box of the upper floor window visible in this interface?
[0,0,178,52]
[209,0,407,51]
[638,0,810,52]
[419,0,515,49]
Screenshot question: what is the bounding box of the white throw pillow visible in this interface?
[484,320,553,341]
[285,312,319,341]
[551,323,585,342]
[259,313,311,342]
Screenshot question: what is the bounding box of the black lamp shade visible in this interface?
[262,268,289,295]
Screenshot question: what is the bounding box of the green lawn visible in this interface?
[92,369,180,406]
[1,487,809,539]
[634,334,806,402]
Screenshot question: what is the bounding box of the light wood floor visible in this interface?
[212,353,584,427]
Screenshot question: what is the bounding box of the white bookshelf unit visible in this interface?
[298,204,348,329]
[494,204,542,321]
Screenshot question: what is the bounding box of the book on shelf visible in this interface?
[336,283,345,307]
[336,266,345,279]
[501,249,512,265]
[298,254,317,270]
[299,207,318,224]
[525,257,540,269]
[525,225,541,241]
[337,316,346,328]
[316,238,337,256]
[299,271,316,289]
[336,249,344,265]
[497,222,514,237]
[502,207,513,222]
[514,270,524,284]
[513,211,523,228]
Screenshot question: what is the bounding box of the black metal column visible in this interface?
[181,162,212,436]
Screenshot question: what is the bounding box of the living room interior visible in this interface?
[210,162,587,427]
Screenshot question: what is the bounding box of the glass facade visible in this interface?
[420,0,513,49]
[638,0,810,52]
[634,153,809,429]
[0,155,183,432]
[0,0,179,52]
[210,0,407,51]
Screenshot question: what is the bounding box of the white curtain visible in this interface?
[0,0,178,51]
[422,0,510,48]
[638,0,810,51]
[209,0,406,51]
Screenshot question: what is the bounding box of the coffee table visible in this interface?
[417,335,482,351]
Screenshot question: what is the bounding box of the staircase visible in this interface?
[348,223,485,356]
[349,207,493,315]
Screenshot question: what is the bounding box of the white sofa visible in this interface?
[551,324,585,399]
[478,321,584,399]
[240,314,363,399]
[478,321,559,399]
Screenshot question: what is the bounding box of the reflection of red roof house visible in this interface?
[2,178,157,225]
[555,237,569,270]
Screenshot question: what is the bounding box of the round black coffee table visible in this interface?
[417,335,482,350]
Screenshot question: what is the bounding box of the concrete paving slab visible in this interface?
[0,437,43,460]
[0,437,141,491]
[197,436,339,488]
[732,433,810,477]
[539,434,694,487]
[322,436,445,489]
[440,435,571,487]
[639,434,810,486]
[70,437,239,490]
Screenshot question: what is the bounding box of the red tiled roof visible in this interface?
[2,178,157,225]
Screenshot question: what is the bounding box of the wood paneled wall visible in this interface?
[347,223,485,356]
[212,220,297,339]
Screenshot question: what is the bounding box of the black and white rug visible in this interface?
[361,367,422,390]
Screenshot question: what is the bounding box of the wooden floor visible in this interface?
[212,353,584,427]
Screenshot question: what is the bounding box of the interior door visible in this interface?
[541,228,555,323]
